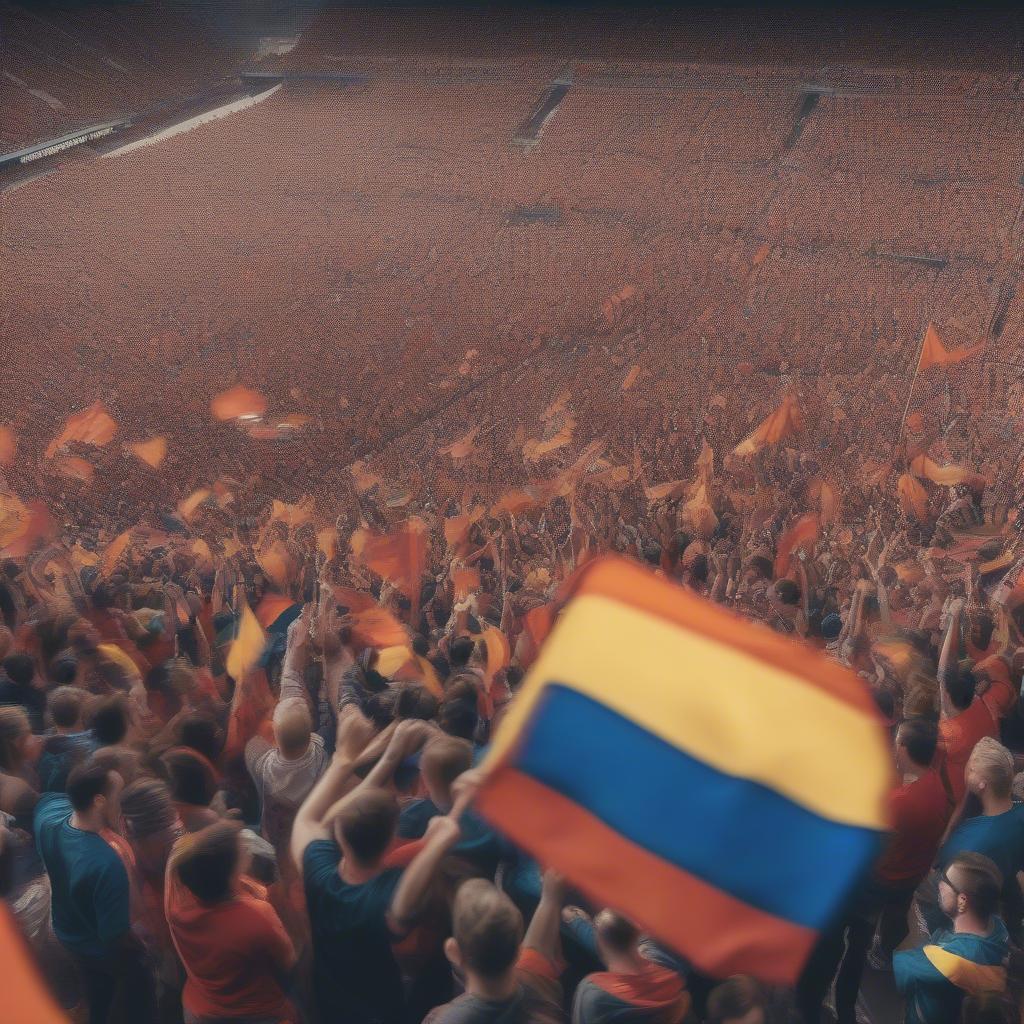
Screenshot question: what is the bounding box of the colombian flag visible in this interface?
[476,557,891,983]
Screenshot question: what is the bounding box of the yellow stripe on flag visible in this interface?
[485,592,890,830]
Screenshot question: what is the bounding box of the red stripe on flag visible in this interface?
[476,769,816,983]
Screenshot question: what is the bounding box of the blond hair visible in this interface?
[968,736,1015,799]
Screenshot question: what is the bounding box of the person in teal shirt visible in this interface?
[34,758,155,1023]
[895,853,1008,1024]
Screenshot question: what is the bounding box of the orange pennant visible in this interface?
[444,505,486,548]
[523,415,577,462]
[350,460,382,494]
[440,427,479,460]
[751,242,771,267]
[351,518,428,600]
[211,385,267,422]
[100,529,134,576]
[349,606,410,650]
[621,366,642,391]
[0,501,55,559]
[542,390,572,422]
[482,626,511,685]
[491,487,546,518]
[52,456,95,483]
[601,284,637,323]
[897,474,930,522]
[317,527,338,561]
[270,497,315,528]
[453,566,481,601]
[909,454,984,489]
[0,426,17,466]
[918,323,984,372]
[178,488,212,521]
[733,395,802,457]
[127,436,167,469]
[45,401,117,458]
[774,513,819,577]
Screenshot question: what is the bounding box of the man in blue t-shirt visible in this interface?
[35,758,155,1023]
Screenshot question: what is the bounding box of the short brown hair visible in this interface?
[49,686,87,729]
[707,975,766,1023]
[948,852,1003,920]
[422,735,472,790]
[452,879,523,979]
[175,822,240,904]
[335,788,398,864]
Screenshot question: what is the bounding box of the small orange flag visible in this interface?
[444,505,486,548]
[270,497,315,528]
[645,480,687,504]
[226,600,266,682]
[909,454,984,489]
[774,513,819,577]
[684,482,718,540]
[523,416,577,462]
[453,567,481,601]
[178,488,212,522]
[0,492,31,549]
[351,518,428,600]
[897,474,930,522]
[127,437,167,469]
[349,606,410,650]
[733,395,802,457]
[0,426,17,466]
[491,487,546,518]
[100,529,134,576]
[751,242,771,267]
[542,390,572,422]
[256,540,296,591]
[45,401,118,458]
[211,385,267,422]
[0,501,55,559]
[621,366,642,391]
[2,901,68,1023]
[52,456,95,483]
[482,626,511,686]
[350,461,382,494]
[440,427,479,460]
[317,527,338,561]
[917,324,984,372]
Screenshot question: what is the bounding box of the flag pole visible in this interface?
[895,326,927,453]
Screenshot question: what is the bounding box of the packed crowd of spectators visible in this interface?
[1,457,1023,1024]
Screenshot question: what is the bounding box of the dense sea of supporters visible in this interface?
[2,474,1024,1024]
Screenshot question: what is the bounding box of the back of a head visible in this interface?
[950,852,1003,921]
[273,698,313,758]
[2,652,34,687]
[90,694,129,746]
[440,697,478,742]
[422,735,472,792]
[177,712,223,763]
[594,909,640,956]
[449,635,475,669]
[0,706,29,771]
[50,656,78,686]
[946,665,977,711]
[175,822,239,905]
[899,718,938,768]
[452,878,523,980]
[49,686,86,730]
[969,736,1015,799]
[163,749,216,807]
[120,777,178,839]
[66,759,113,813]
[336,787,398,865]
[395,683,439,722]
[706,975,766,1024]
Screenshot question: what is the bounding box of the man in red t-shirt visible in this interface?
[165,821,297,1024]
[831,719,951,1024]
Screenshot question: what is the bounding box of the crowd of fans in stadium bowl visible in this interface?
[2,468,1024,1024]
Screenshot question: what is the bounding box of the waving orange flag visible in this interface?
[440,427,479,460]
[45,401,118,458]
[444,505,486,548]
[127,437,167,469]
[0,493,31,549]
[774,514,819,577]
[178,488,212,522]
[351,518,428,600]
[897,474,930,522]
[270,497,315,529]
[0,427,17,466]
[733,396,802,457]
[909,454,984,489]
[349,606,409,650]
[0,501,56,559]
[453,567,481,601]
[52,456,95,483]
[918,324,984,372]
[211,385,267,422]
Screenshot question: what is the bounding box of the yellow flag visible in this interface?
[226,601,266,681]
